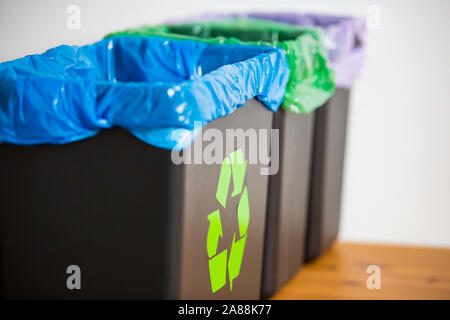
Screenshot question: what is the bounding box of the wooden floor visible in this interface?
[272,242,450,300]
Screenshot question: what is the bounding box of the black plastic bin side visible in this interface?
[261,110,314,298]
[177,99,272,299]
[0,127,180,299]
[305,88,350,262]
[0,99,272,299]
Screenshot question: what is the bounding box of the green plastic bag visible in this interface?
[106,18,336,114]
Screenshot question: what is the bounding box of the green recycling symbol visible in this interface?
[206,148,250,293]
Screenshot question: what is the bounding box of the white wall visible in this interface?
[1,0,449,247]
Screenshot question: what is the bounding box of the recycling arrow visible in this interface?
[206,148,250,293]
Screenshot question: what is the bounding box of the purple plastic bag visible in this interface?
[169,12,365,89]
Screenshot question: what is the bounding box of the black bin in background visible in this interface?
[305,88,350,262]
[261,110,314,298]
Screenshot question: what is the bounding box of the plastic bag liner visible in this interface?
[0,36,289,149]
[106,18,336,114]
[169,13,365,89]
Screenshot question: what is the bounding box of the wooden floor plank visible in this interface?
[271,242,450,300]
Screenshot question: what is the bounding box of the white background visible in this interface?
[1,0,449,247]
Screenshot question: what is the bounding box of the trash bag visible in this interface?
[106,17,336,114]
[169,13,365,89]
[0,36,290,149]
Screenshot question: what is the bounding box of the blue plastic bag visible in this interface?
[0,36,289,149]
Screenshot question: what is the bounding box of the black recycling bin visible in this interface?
[0,36,290,299]
[261,110,315,297]
[108,18,336,299]
[0,100,272,299]
[305,88,349,262]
